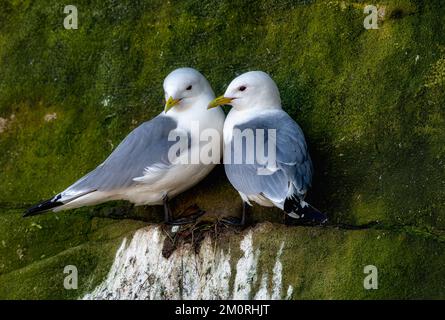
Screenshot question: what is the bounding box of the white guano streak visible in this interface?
[83,226,293,300]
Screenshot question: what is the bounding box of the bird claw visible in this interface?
[164,209,205,226]
[220,216,245,227]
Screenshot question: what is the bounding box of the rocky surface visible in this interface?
[0,0,444,299]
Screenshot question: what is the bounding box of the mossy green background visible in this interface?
[0,0,444,299]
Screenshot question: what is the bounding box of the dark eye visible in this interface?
[186,85,192,90]
[239,86,246,91]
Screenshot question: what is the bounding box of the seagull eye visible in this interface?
[239,86,246,91]
[186,85,192,90]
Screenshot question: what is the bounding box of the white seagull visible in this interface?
[208,71,327,225]
[25,67,226,224]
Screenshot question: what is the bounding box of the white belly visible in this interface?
[238,191,280,208]
[125,162,216,205]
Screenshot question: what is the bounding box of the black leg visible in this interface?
[283,213,290,225]
[221,201,248,226]
[163,195,172,223]
[162,194,205,225]
[241,201,247,225]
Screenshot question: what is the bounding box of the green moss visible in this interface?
[0,0,444,299]
[0,209,146,299]
[251,223,445,299]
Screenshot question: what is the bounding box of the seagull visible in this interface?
[25,67,226,224]
[208,71,327,226]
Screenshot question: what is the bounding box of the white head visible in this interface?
[163,67,214,113]
[208,71,281,111]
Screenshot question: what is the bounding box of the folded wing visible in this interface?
[61,115,188,199]
[224,110,312,204]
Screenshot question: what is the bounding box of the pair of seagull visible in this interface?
[25,68,327,226]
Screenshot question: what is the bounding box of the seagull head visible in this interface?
[208,71,281,111]
[163,68,214,113]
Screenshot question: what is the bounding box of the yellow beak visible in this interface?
[164,96,181,113]
[207,95,233,109]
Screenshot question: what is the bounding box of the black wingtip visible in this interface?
[23,198,63,217]
[284,196,328,226]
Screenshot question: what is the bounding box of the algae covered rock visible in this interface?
[0,0,444,299]
[81,224,445,300]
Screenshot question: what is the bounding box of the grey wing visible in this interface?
[224,110,312,204]
[63,115,184,196]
